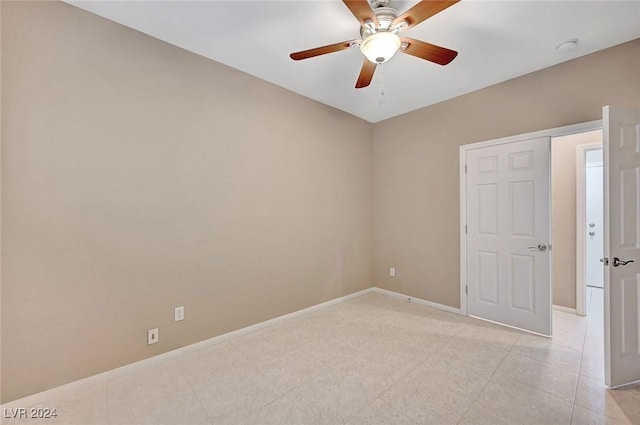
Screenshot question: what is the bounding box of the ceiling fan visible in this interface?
[290,0,460,89]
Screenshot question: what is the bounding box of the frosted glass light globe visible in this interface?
[360,32,401,64]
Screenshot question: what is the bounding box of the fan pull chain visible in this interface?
[378,63,385,107]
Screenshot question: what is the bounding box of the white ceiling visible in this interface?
[66,1,640,123]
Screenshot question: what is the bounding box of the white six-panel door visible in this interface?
[466,137,552,335]
[603,105,640,387]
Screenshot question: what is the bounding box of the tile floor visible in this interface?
[3,289,639,425]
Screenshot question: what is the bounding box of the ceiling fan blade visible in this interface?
[393,0,460,30]
[290,40,354,61]
[400,37,458,65]
[356,59,377,88]
[343,0,379,27]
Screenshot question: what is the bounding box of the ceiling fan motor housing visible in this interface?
[360,6,399,37]
[371,0,391,9]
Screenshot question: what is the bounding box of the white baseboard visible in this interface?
[553,304,578,315]
[371,287,462,315]
[1,287,373,409]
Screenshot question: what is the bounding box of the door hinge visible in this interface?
[465,285,468,295]
[465,224,467,234]
[464,164,467,173]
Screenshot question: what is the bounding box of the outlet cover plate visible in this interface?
[175,306,184,322]
[147,328,158,345]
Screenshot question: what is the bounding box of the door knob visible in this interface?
[527,244,547,252]
[612,257,635,267]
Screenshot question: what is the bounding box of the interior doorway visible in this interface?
[585,149,604,288]
[550,129,602,317]
[574,132,604,316]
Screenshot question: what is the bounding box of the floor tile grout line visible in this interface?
[506,346,583,378]
[227,386,300,425]
[451,329,517,356]
[570,292,592,425]
[370,335,453,403]
[456,324,582,424]
[350,398,421,425]
[569,403,576,424]
[510,339,584,373]
[359,333,463,424]
[179,328,335,425]
[177,357,216,425]
[503,312,587,409]
[504,373,579,404]
[572,400,634,425]
[454,345,512,425]
[104,380,113,425]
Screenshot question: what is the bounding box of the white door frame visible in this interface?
[460,120,602,315]
[575,142,603,316]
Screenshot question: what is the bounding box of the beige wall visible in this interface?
[0,1,373,402]
[551,130,602,309]
[373,38,640,308]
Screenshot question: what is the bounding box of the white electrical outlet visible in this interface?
[390,267,396,277]
[175,306,184,322]
[147,328,158,345]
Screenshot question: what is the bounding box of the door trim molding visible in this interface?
[576,142,603,316]
[459,120,602,316]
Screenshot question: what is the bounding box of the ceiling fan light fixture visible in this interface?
[360,31,400,64]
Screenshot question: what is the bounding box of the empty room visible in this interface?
[1,1,640,424]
